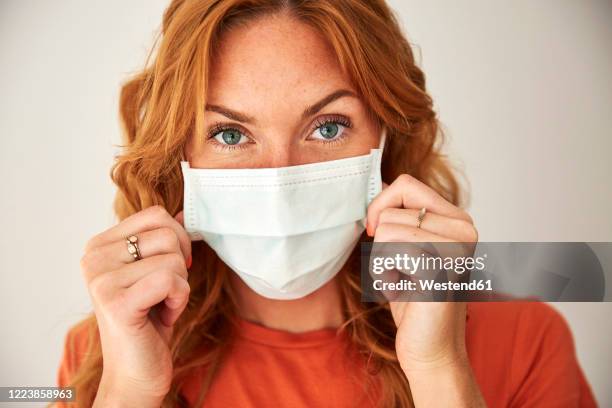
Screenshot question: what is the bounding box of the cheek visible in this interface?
[340,128,382,157]
[183,136,199,162]
[353,136,380,155]
[184,137,223,169]
[188,149,255,169]
[340,115,382,157]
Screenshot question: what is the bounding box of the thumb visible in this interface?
[174,210,194,268]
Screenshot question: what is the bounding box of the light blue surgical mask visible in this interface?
[181,127,386,299]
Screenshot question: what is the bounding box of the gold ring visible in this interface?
[126,235,142,261]
[416,207,427,229]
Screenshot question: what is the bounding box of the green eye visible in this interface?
[312,121,347,141]
[319,123,339,139]
[213,129,245,145]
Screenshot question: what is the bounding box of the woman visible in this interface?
[57,0,596,407]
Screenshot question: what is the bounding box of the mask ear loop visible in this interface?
[367,126,387,203]
[178,144,202,240]
[378,125,387,151]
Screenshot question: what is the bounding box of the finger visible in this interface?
[369,241,400,301]
[173,211,193,268]
[367,174,471,233]
[174,211,194,268]
[89,253,188,288]
[123,269,191,327]
[81,228,185,277]
[86,205,192,262]
[372,226,467,301]
[370,243,443,302]
[377,208,478,242]
[373,223,469,265]
[160,291,190,327]
[374,222,457,243]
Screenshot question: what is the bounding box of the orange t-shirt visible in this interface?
[57,302,597,407]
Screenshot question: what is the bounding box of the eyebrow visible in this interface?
[301,89,357,120]
[205,89,357,124]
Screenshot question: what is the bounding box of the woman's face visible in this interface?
[186,13,380,169]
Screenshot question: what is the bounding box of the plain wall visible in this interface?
[0,0,610,405]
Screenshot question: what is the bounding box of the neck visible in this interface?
[230,273,344,333]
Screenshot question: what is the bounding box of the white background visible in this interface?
[0,0,611,405]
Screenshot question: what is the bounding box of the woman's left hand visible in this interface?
[366,174,486,407]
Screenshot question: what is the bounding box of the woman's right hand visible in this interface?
[79,205,192,407]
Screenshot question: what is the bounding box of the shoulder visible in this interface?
[466,301,574,364]
[466,302,596,406]
[467,301,569,335]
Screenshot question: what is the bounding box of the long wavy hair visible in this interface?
[65,0,461,406]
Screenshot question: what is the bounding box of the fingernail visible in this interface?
[366,224,374,237]
[186,255,192,269]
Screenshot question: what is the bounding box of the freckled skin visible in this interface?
[185,12,380,169]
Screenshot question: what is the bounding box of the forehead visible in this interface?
[208,14,354,105]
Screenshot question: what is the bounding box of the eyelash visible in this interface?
[205,123,250,151]
[205,114,353,150]
[311,115,352,145]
